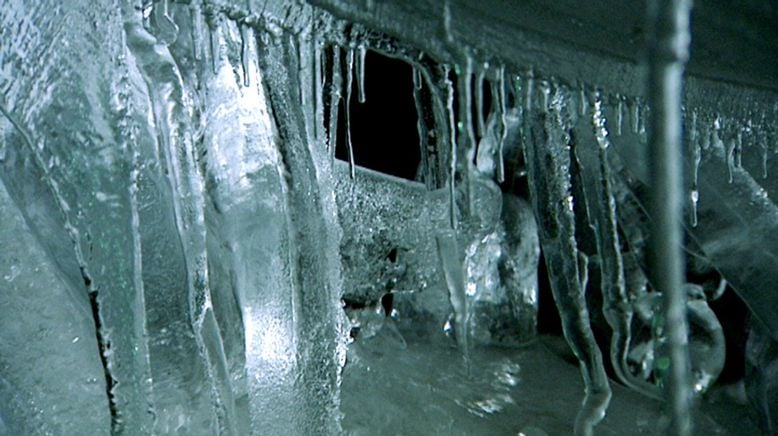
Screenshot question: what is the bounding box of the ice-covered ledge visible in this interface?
[309,0,778,119]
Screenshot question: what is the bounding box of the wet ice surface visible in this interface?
[341,333,755,436]
[1,0,777,433]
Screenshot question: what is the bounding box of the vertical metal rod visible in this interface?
[647,1,694,435]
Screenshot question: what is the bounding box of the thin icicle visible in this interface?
[540,80,551,113]
[328,45,342,161]
[189,2,204,62]
[525,69,534,111]
[458,56,476,216]
[208,18,219,74]
[443,0,454,44]
[462,57,476,162]
[496,65,507,183]
[632,99,640,134]
[240,25,250,87]
[689,112,701,227]
[356,43,367,103]
[445,65,458,229]
[580,86,587,117]
[345,47,356,179]
[412,66,429,187]
[616,97,624,136]
[313,37,324,144]
[436,233,470,371]
[760,129,769,179]
[475,68,486,138]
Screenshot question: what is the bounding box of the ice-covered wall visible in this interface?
[1,0,777,434]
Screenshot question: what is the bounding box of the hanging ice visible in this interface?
[1,0,777,434]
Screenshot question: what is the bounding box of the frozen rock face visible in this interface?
[1,0,777,434]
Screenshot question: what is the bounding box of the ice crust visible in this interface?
[1,0,776,434]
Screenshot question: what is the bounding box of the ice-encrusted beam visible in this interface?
[307,0,777,119]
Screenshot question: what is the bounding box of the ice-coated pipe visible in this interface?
[646,0,694,434]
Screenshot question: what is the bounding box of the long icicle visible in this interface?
[356,42,367,104]
[445,65,458,229]
[475,67,485,138]
[457,57,476,216]
[412,66,430,188]
[523,87,611,436]
[496,65,507,183]
[647,1,695,434]
[328,45,342,163]
[345,47,356,179]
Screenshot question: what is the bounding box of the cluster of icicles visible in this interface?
[166,0,775,432]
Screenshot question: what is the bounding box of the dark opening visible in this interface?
[331,49,421,181]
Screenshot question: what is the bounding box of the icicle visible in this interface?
[413,67,422,90]
[436,233,470,371]
[462,57,476,163]
[356,43,367,103]
[189,2,204,62]
[579,86,587,117]
[443,0,454,44]
[616,97,624,136]
[540,80,550,112]
[632,99,640,134]
[345,47,356,179]
[240,26,250,87]
[638,101,647,135]
[525,69,534,111]
[592,93,610,149]
[689,112,701,227]
[445,65,458,229]
[313,37,324,144]
[475,68,486,138]
[496,65,507,183]
[523,89,611,434]
[328,45,342,160]
[458,57,477,216]
[208,18,219,74]
[412,66,429,187]
[760,129,769,179]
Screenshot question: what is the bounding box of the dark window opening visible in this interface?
[329,49,421,181]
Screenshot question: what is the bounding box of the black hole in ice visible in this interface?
[386,247,398,263]
[381,292,394,316]
[88,291,120,427]
[332,49,421,181]
[537,252,563,335]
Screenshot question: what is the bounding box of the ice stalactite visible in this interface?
[475,67,486,138]
[356,42,367,103]
[411,66,431,188]
[444,65,458,229]
[688,111,701,227]
[124,4,233,432]
[576,93,662,400]
[436,233,471,370]
[457,56,476,216]
[345,46,356,178]
[523,85,611,436]
[495,65,507,183]
[328,44,342,161]
[240,25,251,86]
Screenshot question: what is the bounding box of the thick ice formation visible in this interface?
[1,0,776,434]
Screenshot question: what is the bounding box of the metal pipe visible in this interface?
[646,1,694,435]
